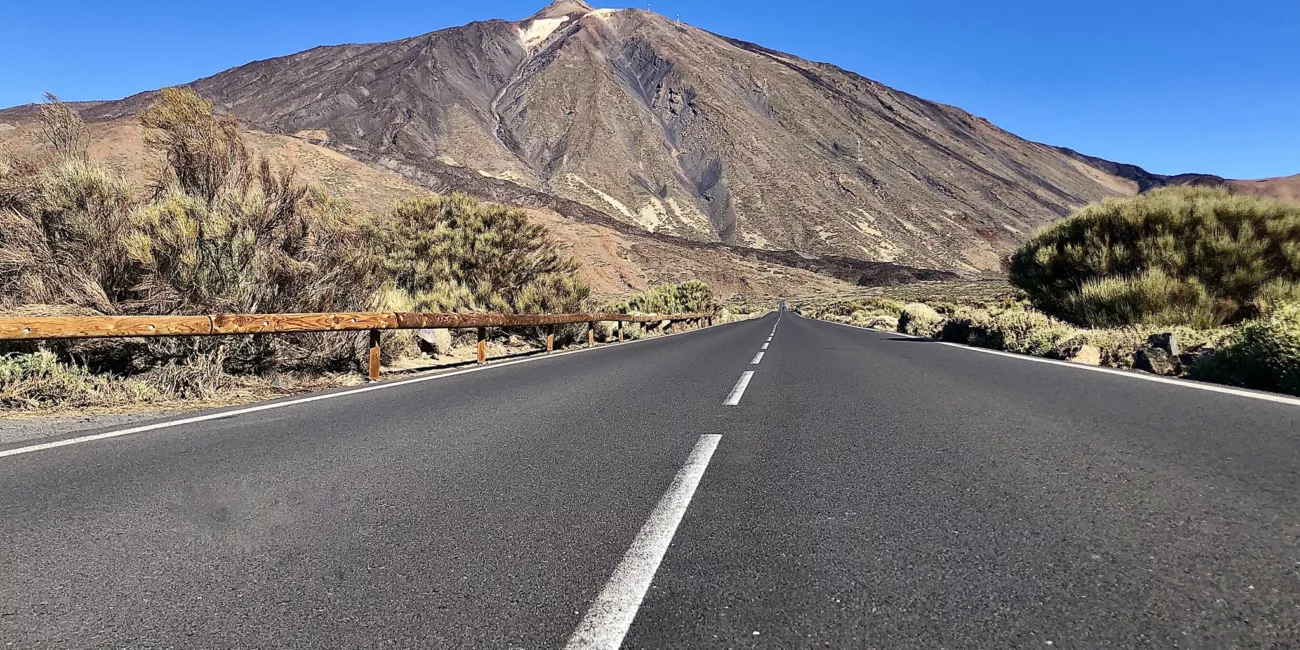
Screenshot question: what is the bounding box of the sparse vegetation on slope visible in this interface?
[0,90,604,411]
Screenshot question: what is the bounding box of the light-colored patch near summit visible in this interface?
[520,17,570,48]
[564,173,635,219]
[636,196,668,232]
[1066,158,1139,196]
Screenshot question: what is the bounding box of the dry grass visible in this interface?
[0,349,364,412]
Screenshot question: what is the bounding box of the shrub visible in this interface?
[1009,186,1300,326]
[1253,279,1300,315]
[0,158,137,313]
[861,315,898,331]
[604,281,716,316]
[990,309,1074,356]
[897,302,944,337]
[139,350,230,400]
[35,93,89,161]
[138,87,250,203]
[1062,269,1234,329]
[4,87,382,376]
[1194,303,1300,396]
[369,193,591,344]
[938,307,996,346]
[624,280,715,314]
[938,306,1074,356]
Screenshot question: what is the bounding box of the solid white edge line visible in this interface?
[811,316,1300,407]
[563,434,722,650]
[723,371,755,406]
[0,320,743,460]
[761,343,769,350]
[750,351,765,365]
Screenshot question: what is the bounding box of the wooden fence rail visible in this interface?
[0,310,715,380]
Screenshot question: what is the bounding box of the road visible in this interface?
[2,308,1299,648]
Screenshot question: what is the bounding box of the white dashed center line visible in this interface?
[564,434,722,650]
[724,371,755,406]
[751,351,765,365]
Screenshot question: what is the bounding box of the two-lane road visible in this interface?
[3,309,1298,648]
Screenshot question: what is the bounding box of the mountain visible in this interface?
[30,1,1297,277]
[1048,145,1300,201]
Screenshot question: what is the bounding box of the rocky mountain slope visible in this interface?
[23,0,1297,278]
[2,111,957,303]
[79,0,1134,274]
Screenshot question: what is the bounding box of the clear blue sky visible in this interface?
[2,0,1296,179]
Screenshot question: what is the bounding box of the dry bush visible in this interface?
[897,302,944,337]
[36,93,89,161]
[3,88,382,379]
[861,315,899,330]
[1253,279,1300,316]
[0,158,137,312]
[1010,186,1300,326]
[138,86,250,203]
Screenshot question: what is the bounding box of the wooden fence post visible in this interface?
[588,322,595,347]
[368,329,381,381]
[477,327,487,364]
[546,325,554,352]
[617,321,624,342]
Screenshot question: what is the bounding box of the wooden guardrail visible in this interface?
[0,311,715,380]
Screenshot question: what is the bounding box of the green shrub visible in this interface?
[938,307,996,346]
[897,302,944,337]
[1062,269,1234,329]
[369,193,591,344]
[856,297,905,317]
[1194,303,1300,396]
[605,281,716,316]
[938,306,1074,356]
[1009,186,1300,326]
[991,309,1075,356]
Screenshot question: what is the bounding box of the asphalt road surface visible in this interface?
[3,307,1299,648]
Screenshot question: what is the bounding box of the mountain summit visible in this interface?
[528,0,597,20]
[84,3,1166,272]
